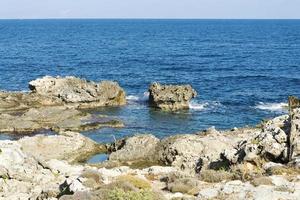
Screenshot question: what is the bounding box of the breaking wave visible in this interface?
[254,102,288,112]
[126,92,149,103]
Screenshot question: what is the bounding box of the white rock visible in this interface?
[198,188,219,199]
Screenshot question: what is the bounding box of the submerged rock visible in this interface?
[29,76,126,108]
[148,82,197,111]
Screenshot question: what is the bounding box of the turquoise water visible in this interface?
[0,19,299,142]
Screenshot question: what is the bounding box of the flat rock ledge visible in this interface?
[0,76,126,114]
[18,131,106,163]
[149,82,197,111]
[0,106,123,134]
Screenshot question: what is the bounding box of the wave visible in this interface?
[189,101,208,110]
[126,92,149,103]
[254,102,288,112]
[189,100,222,111]
[126,93,222,112]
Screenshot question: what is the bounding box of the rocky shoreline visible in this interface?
[0,76,300,200]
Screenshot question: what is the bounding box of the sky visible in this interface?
[0,0,299,19]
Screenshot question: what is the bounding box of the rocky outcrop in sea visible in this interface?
[149,82,197,111]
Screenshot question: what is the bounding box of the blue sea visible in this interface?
[0,19,300,143]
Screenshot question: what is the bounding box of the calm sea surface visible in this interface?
[0,19,299,142]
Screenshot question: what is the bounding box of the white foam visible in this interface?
[255,102,288,112]
[189,101,208,110]
[126,95,140,101]
[126,92,149,102]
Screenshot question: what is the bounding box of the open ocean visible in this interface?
[0,19,299,143]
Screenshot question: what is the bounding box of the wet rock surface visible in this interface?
[0,91,62,113]
[148,82,197,111]
[0,106,123,134]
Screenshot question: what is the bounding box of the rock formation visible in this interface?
[108,134,160,163]
[29,76,126,108]
[0,76,126,115]
[148,82,197,111]
[18,131,106,163]
[0,106,123,134]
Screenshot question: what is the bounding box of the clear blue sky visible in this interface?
[0,0,299,19]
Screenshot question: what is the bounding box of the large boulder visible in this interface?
[148,82,197,111]
[18,131,105,163]
[29,76,126,108]
[157,130,238,173]
[222,115,291,165]
[108,134,160,163]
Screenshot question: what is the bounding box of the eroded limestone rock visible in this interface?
[0,141,65,199]
[157,131,237,173]
[222,109,300,165]
[108,134,160,164]
[29,76,126,108]
[148,82,197,111]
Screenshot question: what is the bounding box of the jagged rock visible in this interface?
[290,108,300,159]
[288,96,300,113]
[222,114,293,165]
[108,134,160,163]
[29,76,126,108]
[157,131,236,173]
[0,106,123,134]
[148,82,197,110]
[18,131,106,163]
[0,141,63,199]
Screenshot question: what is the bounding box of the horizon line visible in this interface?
[0,17,300,20]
